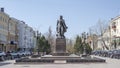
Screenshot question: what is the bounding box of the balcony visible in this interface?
[112,25,116,32]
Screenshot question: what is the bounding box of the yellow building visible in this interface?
[0,8,18,52]
[0,8,9,51]
[7,18,18,52]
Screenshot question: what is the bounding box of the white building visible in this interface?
[109,15,120,49]
[17,21,36,51]
[97,15,120,50]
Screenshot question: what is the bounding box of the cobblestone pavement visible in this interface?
[0,56,120,68]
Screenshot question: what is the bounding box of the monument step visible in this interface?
[52,53,69,56]
[54,60,66,63]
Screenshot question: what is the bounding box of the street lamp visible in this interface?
[36,31,41,55]
[114,37,117,49]
[82,32,88,55]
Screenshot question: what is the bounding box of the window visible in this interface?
[0,34,7,41]
[112,22,116,28]
[0,25,3,29]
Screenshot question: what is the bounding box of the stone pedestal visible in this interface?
[56,38,66,53]
[53,38,69,56]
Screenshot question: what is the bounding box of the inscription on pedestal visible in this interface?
[56,38,66,53]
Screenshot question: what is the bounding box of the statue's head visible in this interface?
[60,15,63,19]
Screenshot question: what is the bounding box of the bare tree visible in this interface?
[96,20,108,36]
[45,26,56,53]
[66,38,74,53]
[89,19,109,50]
[97,20,109,50]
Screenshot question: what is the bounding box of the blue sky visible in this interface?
[0,0,120,38]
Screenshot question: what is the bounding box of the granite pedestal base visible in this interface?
[16,56,106,64]
[56,38,66,53]
[53,38,69,56]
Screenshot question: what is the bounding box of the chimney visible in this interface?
[1,8,4,12]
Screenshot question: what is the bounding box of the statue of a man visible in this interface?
[56,15,68,38]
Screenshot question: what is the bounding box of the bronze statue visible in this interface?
[56,15,68,38]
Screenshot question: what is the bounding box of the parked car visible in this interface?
[17,51,31,57]
[92,50,102,56]
[110,50,120,59]
[17,51,26,57]
[6,51,12,60]
[10,51,20,58]
[101,50,108,57]
[24,51,31,56]
[0,51,6,61]
[107,50,116,58]
[92,49,120,59]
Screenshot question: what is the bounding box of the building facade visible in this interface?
[109,16,120,49]
[97,15,120,50]
[6,18,18,52]
[0,8,36,52]
[17,21,36,51]
[0,8,9,51]
[87,34,98,50]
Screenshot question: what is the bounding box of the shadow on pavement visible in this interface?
[0,62,11,66]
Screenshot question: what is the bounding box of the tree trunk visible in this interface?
[102,39,109,50]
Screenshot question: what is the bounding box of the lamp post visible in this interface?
[114,37,117,49]
[36,31,41,55]
[82,32,88,55]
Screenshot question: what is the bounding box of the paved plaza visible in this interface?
[0,56,120,68]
